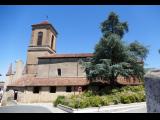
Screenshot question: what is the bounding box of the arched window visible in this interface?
[51,35,54,49]
[37,32,43,46]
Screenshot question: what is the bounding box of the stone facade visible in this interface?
[37,58,86,78]
[6,84,86,103]
[7,86,80,103]
[144,70,160,113]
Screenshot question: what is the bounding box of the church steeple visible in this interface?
[26,21,58,75]
[29,21,58,52]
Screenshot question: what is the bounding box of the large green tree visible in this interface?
[83,12,149,86]
[101,12,128,38]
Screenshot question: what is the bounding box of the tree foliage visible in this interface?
[83,12,149,86]
[129,40,149,61]
[101,12,128,39]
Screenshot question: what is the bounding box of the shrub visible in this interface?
[119,85,144,93]
[54,85,145,108]
[63,98,71,106]
[70,94,79,99]
[119,92,145,104]
[88,96,102,107]
[111,88,119,94]
[83,90,95,97]
[128,94,136,103]
[137,92,146,102]
[54,95,65,107]
[80,100,90,108]
[111,95,121,104]
[67,99,79,108]
[120,95,131,104]
[101,97,110,106]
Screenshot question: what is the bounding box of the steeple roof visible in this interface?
[6,63,14,76]
[32,21,58,35]
[32,21,50,25]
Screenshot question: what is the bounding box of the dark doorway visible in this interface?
[14,90,18,100]
[33,87,40,94]
[66,86,72,92]
[50,86,56,93]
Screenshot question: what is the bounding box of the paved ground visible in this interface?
[0,103,66,113]
[98,102,147,113]
[72,102,147,113]
[119,106,146,113]
[109,103,147,113]
[0,105,52,113]
[0,102,146,113]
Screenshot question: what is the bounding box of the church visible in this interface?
[5,21,141,103]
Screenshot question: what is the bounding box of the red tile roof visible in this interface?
[7,77,89,87]
[39,53,94,59]
[7,76,142,87]
[32,21,50,26]
[32,21,58,35]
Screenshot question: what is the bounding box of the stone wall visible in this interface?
[26,51,52,75]
[144,70,160,113]
[12,86,80,103]
[37,58,86,78]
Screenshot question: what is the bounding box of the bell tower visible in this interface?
[26,21,58,75]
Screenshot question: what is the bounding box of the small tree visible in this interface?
[83,12,149,86]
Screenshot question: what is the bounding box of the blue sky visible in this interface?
[0,5,160,81]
